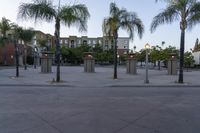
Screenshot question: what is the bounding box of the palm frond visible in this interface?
[150,5,179,32]
[59,4,90,32]
[102,17,114,39]
[110,2,120,17]
[120,12,144,40]
[19,28,35,43]
[0,17,12,37]
[18,0,56,22]
[187,2,200,29]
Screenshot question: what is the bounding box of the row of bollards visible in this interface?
[40,52,177,75]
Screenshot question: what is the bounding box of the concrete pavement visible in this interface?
[0,86,200,133]
[0,65,200,87]
[1,66,200,133]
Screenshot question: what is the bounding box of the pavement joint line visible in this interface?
[28,109,64,133]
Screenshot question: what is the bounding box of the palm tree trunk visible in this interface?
[24,45,27,70]
[55,18,61,82]
[158,60,161,70]
[113,33,118,79]
[178,29,185,83]
[14,40,19,77]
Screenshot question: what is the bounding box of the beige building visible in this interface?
[192,38,200,65]
[59,36,130,55]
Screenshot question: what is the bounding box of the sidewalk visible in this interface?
[0,66,200,87]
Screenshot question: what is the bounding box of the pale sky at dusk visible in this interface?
[1,0,200,51]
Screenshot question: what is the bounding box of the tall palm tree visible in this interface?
[18,28,35,70]
[103,2,144,79]
[18,0,90,82]
[151,0,200,83]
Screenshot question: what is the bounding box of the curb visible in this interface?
[0,84,200,88]
[0,84,74,87]
[108,85,200,87]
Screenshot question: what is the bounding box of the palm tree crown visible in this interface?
[18,0,90,32]
[151,0,200,32]
[103,2,144,40]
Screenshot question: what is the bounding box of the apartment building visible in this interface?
[59,36,130,55]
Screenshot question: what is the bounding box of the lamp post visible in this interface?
[145,43,150,84]
[117,54,120,65]
[171,55,174,74]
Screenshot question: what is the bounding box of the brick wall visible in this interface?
[0,43,24,66]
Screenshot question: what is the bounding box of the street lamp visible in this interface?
[145,43,150,84]
[133,46,136,53]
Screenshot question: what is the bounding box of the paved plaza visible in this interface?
[0,66,200,133]
[0,65,200,87]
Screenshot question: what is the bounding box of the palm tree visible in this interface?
[18,28,35,70]
[103,2,144,79]
[0,17,12,38]
[18,0,90,82]
[151,0,200,83]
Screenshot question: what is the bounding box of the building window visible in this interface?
[71,40,74,48]
[124,40,128,44]
[65,39,68,44]
[83,40,87,45]
[105,44,108,50]
[98,40,101,44]
[77,39,81,44]
[60,40,63,44]
[105,40,108,45]
[124,46,127,49]
[93,40,96,44]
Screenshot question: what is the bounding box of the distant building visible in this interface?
[0,29,130,65]
[193,51,200,65]
[192,38,200,65]
[59,36,130,55]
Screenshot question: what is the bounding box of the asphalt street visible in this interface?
[0,85,200,133]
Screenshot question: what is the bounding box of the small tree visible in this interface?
[18,28,35,70]
[137,49,146,66]
[184,51,195,71]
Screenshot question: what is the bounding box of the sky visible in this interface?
[0,0,200,51]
